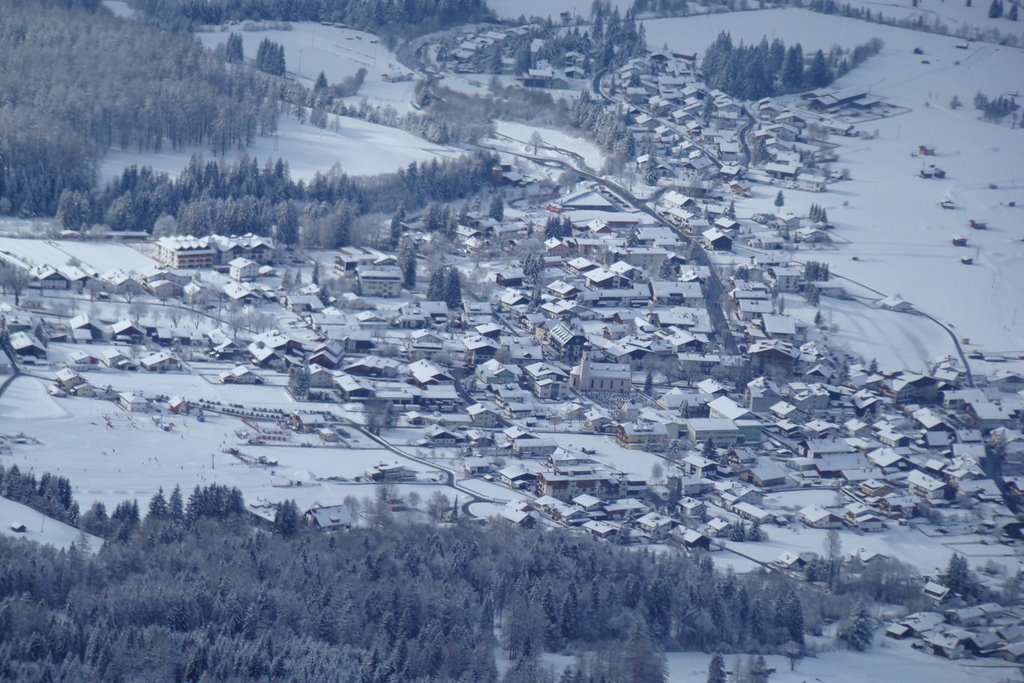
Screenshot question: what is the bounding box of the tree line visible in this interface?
[701,31,883,100]
[255,37,287,76]
[0,464,79,527]
[61,150,498,246]
[127,0,491,44]
[0,0,274,217]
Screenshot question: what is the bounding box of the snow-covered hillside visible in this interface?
[197,22,418,111]
[0,497,104,553]
[99,22,463,183]
[100,114,463,183]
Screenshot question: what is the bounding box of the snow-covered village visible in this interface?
[0,0,1023,680]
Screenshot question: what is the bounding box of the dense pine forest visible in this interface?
[0,481,823,683]
[128,0,492,42]
[72,150,499,246]
[0,0,277,216]
[701,32,885,101]
[1,472,971,682]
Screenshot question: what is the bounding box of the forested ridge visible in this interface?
[0,0,277,217]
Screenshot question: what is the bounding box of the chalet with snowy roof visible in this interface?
[9,331,46,360]
[466,403,502,428]
[737,460,789,488]
[745,377,781,413]
[218,365,262,385]
[523,362,568,400]
[747,340,799,373]
[118,392,148,413]
[407,359,453,388]
[54,368,91,396]
[557,188,617,212]
[108,319,144,344]
[222,281,259,304]
[304,504,353,532]
[475,359,520,385]
[463,335,500,365]
[883,372,941,404]
[963,399,1013,431]
[229,257,258,282]
[356,265,402,298]
[65,349,99,372]
[498,289,530,311]
[139,351,181,373]
[803,87,873,113]
[648,280,704,307]
[547,323,587,363]
[365,463,415,482]
[800,505,844,529]
[616,421,669,451]
[766,265,803,293]
[843,502,885,531]
[635,512,677,540]
[67,314,104,343]
[29,266,70,290]
[547,279,582,299]
[685,418,739,446]
[907,469,951,502]
[700,227,733,251]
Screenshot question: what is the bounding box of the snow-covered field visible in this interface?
[196,22,419,112]
[733,489,1024,576]
[0,237,157,275]
[492,120,609,173]
[526,626,1019,681]
[642,8,905,55]
[0,375,444,515]
[100,114,464,183]
[776,288,958,373]
[840,0,1024,41]
[660,646,1019,683]
[0,497,104,553]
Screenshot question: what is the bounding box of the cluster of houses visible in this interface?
[491,448,714,548]
[885,604,1024,663]
[599,48,874,202]
[436,24,587,88]
[0,233,276,296]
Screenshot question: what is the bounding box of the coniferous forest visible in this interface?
[83,150,499,245]
[700,31,884,101]
[0,0,274,217]
[128,0,492,42]
[0,482,820,683]
[0,0,502,241]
